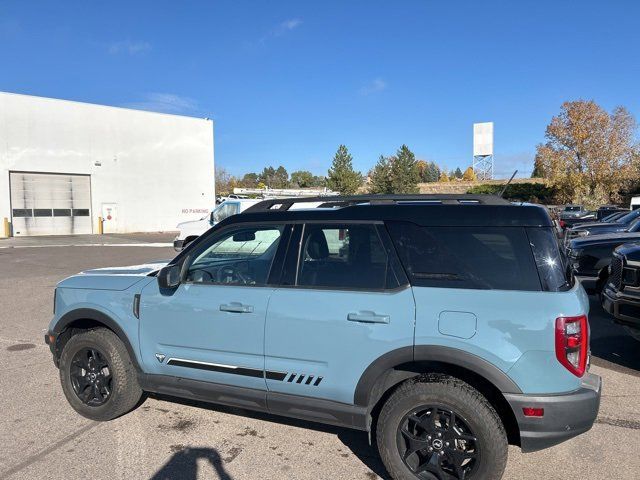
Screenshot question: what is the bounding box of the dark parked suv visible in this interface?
[601,243,640,342]
[566,229,640,292]
[46,195,601,480]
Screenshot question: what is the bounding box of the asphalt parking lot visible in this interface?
[0,234,639,479]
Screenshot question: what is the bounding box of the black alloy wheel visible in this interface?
[396,405,479,480]
[69,347,113,406]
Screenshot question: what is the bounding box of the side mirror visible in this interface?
[158,264,182,289]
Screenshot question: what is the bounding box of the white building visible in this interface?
[0,92,215,236]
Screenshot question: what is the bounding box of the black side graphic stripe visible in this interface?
[167,359,264,378]
[167,358,283,381]
[166,359,322,386]
[266,371,287,381]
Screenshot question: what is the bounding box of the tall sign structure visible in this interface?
[473,122,494,180]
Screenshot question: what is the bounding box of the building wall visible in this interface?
[0,92,215,236]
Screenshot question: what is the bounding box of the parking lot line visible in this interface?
[0,243,173,249]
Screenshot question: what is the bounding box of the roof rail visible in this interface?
[243,194,511,213]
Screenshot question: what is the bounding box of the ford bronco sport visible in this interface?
[46,194,601,480]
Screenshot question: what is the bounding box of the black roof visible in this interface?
[222,194,553,227]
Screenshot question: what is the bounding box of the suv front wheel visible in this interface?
[377,375,507,480]
[59,328,143,421]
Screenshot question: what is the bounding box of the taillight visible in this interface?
[555,315,588,377]
[559,220,566,228]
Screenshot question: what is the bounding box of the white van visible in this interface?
[631,196,640,211]
[173,199,261,251]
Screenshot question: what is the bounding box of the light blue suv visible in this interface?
[46,195,601,480]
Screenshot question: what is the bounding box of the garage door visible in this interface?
[10,172,92,236]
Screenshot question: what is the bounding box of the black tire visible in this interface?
[59,328,143,421]
[377,375,507,480]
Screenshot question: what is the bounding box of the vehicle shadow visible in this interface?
[148,393,390,479]
[587,295,640,375]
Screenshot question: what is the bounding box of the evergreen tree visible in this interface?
[327,145,362,195]
[454,167,463,179]
[368,156,393,194]
[258,166,276,187]
[240,172,259,188]
[274,166,289,188]
[390,145,420,194]
[423,161,441,182]
[531,158,544,178]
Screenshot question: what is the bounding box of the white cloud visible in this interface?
[108,40,152,56]
[123,93,199,115]
[274,18,302,36]
[255,18,302,45]
[359,78,387,96]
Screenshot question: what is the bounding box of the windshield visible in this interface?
[602,212,623,222]
[564,206,581,211]
[212,202,239,223]
[627,218,640,232]
[616,209,640,224]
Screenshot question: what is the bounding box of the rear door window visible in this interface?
[386,221,540,291]
[296,223,399,290]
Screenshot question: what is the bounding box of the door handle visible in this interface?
[220,302,254,313]
[347,311,390,324]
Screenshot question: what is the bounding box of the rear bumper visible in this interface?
[602,289,640,329]
[505,372,601,452]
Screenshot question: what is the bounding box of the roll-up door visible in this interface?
[9,172,92,236]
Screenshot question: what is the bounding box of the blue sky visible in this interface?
[1,1,639,178]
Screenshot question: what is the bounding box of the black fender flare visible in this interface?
[354,345,522,407]
[52,308,141,372]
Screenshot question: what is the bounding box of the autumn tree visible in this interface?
[390,145,420,194]
[416,160,428,182]
[368,156,393,194]
[327,145,362,194]
[439,171,450,182]
[215,166,234,195]
[534,100,640,206]
[462,167,477,181]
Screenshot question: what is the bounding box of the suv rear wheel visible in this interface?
[377,375,507,480]
[59,328,143,421]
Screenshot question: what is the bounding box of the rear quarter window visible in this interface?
[526,227,571,292]
[386,221,541,291]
